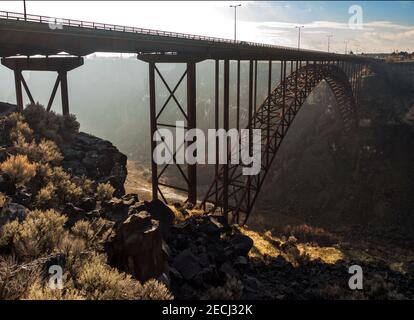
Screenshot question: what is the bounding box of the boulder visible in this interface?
[230,234,254,256]
[172,249,202,281]
[12,190,32,207]
[63,203,86,227]
[198,216,224,236]
[219,262,238,278]
[78,197,96,212]
[121,193,139,206]
[110,211,166,282]
[60,132,127,197]
[0,202,30,225]
[0,175,16,195]
[144,199,175,238]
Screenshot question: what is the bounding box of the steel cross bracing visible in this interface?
[200,61,364,224]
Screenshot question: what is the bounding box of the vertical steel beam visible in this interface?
[59,70,69,115]
[148,62,158,200]
[223,59,230,219]
[236,60,240,130]
[281,60,287,136]
[294,60,299,114]
[187,62,197,205]
[305,60,309,95]
[266,60,272,166]
[214,60,219,205]
[248,60,254,145]
[247,60,254,215]
[14,69,23,111]
[253,60,258,126]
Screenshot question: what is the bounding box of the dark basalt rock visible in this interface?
[0,202,30,225]
[60,132,127,197]
[11,190,32,207]
[63,203,86,227]
[0,175,16,195]
[144,199,175,239]
[110,211,166,283]
[172,249,203,281]
[78,197,96,212]
[230,234,254,256]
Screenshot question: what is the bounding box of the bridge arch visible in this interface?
[202,63,361,224]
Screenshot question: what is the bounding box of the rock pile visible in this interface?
[164,213,254,299]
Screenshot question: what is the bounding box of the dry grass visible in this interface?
[238,226,344,265]
[238,227,282,260]
[278,224,340,247]
[168,204,205,222]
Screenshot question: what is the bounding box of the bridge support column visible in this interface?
[148,62,158,200]
[59,71,70,116]
[1,57,83,115]
[187,61,197,205]
[139,54,204,205]
[223,59,230,219]
[13,70,24,111]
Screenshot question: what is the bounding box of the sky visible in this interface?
[1,1,414,53]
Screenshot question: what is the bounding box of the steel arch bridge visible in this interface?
[201,62,363,224]
[0,10,382,224]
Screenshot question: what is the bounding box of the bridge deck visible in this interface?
[0,10,370,62]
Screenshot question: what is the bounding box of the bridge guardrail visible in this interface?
[0,10,344,57]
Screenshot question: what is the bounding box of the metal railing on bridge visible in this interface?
[0,10,336,56]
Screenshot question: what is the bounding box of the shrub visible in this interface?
[76,253,143,300]
[35,139,63,165]
[71,219,113,251]
[0,256,40,300]
[0,192,7,208]
[71,220,95,246]
[96,182,115,201]
[75,175,94,196]
[0,154,37,186]
[0,209,67,260]
[3,112,33,144]
[25,281,84,300]
[34,182,57,209]
[22,103,79,143]
[75,253,173,300]
[45,167,82,203]
[138,279,173,300]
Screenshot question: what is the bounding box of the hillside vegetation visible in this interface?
[0,104,172,300]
